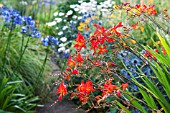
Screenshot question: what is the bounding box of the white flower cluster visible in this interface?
[20,1,28,5]
[70,0,115,15]
[58,43,70,53]
[46,9,73,27]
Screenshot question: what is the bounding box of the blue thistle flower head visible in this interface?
[142,65,153,76]
[132,85,138,91]
[117,50,129,59]
[130,57,142,66]
[118,50,154,92]
[120,69,131,79]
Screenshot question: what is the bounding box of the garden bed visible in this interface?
[0,0,170,113]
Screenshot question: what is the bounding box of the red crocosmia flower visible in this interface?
[106,38,115,43]
[131,22,138,29]
[107,62,117,67]
[115,22,123,29]
[98,46,108,54]
[74,32,86,51]
[117,90,121,97]
[77,80,94,94]
[76,80,86,92]
[67,56,76,67]
[70,92,76,99]
[90,39,99,53]
[66,67,71,71]
[154,49,159,53]
[136,4,140,9]
[110,22,123,36]
[94,23,101,29]
[56,81,67,100]
[154,48,166,56]
[85,80,94,94]
[72,68,79,75]
[162,48,166,55]
[121,82,128,91]
[147,5,157,15]
[75,53,84,63]
[92,60,101,67]
[124,2,130,6]
[144,50,156,60]
[77,93,89,104]
[144,50,150,57]
[100,37,107,44]
[102,80,118,96]
[150,9,157,15]
[75,80,94,103]
[136,4,157,15]
[63,71,71,80]
[94,24,107,36]
[136,4,146,13]
[65,74,71,80]
[143,5,148,10]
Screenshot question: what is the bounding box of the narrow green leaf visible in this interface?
[153,63,170,99]
[142,76,170,113]
[13,105,26,113]
[139,88,157,109]
[25,96,39,103]
[0,109,13,113]
[0,86,12,99]
[157,32,170,61]
[125,95,147,113]
[7,81,23,85]
[116,101,131,113]
[2,96,10,110]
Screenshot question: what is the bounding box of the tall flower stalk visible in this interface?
[34,35,59,86]
[11,36,30,76]
[35,47,49,84]
[1,25,13,72]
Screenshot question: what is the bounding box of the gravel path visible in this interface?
[36,67,85,113]
[38,0,84,112]
[36,99,85,113]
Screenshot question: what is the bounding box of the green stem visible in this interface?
[143,13,169,35]
[12,36,30,76]
[1,27,13,71]
[48,0,52,20]
[20,35,25,51]
[35,48,49,84]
